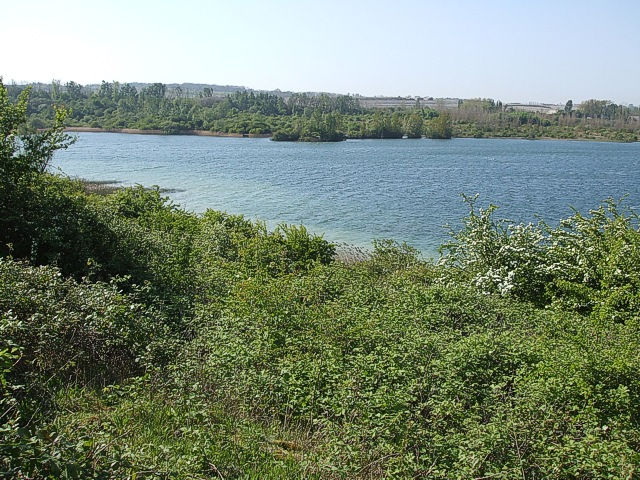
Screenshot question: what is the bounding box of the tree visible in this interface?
[64,81,84,100]
[565,100,573,114]
[1,79,75,260]
[428,112,452,139]
[579,99,617,119]
[1,79,74,176]
[98,80,113,99]
[143,82,166,99]
[404,112,424,138]
[50,79,61,100]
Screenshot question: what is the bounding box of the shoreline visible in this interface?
[77,177,377,262]
[76,178,184,196]
[62,127,637,144]
[454,134,637,144]
[63,127,271,138]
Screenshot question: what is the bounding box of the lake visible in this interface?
[52,133,640,258]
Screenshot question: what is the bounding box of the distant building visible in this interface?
[504,103,562,114]
[357,97,460,110]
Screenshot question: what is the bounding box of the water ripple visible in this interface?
[53,134,640,258]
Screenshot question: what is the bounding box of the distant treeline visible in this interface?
[7,80,640,142]
[450,98,640,142]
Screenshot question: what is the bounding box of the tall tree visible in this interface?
[404,112,424,138]
[565,100,573,114]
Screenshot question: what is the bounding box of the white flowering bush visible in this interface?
[439,194,550,304]
[544,199,640,317]
[440,195,640,313]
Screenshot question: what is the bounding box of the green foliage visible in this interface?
[49,383,314,479]
[273,112,346,142]
[565,99,573,113]
[579,99,626,119]
[440,195,640,313]
[0,258,179,478]
[403,112,424,138]
[451,110,639,143]
[271,128,300,141]
[2,81,640,477]
[0,92,74,177]
[369,239,421,274]
[174,246,640,476]
[0,258,174,390]
[439,194,550,304]
[426,112,453,139]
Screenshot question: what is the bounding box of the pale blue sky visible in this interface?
[2,0,638,104]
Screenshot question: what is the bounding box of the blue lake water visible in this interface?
[52,133,640,258]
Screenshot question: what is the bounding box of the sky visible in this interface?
[2,0,639,104]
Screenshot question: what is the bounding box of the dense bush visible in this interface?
[169,240,640,477]
[0,258,180,478]
[439,194,640,314]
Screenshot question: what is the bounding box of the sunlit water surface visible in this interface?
[53,133,640,258]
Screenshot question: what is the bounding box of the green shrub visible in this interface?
[0,258,169,389]
[440,195,640,312]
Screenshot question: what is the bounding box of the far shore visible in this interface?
[61,127,637,144]
[63,127,271,138]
